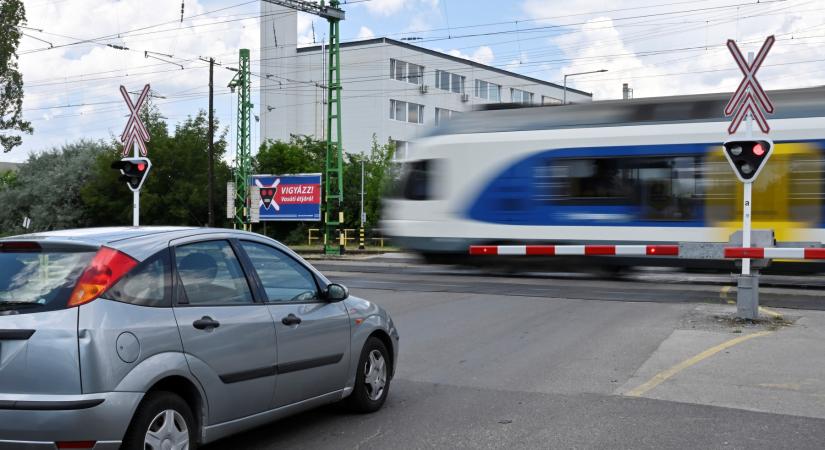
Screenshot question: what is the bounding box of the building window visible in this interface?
[435,108,458,126]
[391,140,409,160]
[390,59,424,85]
[435,70,465,93]
[390,99,424,124]
[511,88,534,105]
[474,80,501,102]
[542,95,562,105]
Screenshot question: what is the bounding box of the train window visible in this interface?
[539,156,703,220]
[389,159,441,201]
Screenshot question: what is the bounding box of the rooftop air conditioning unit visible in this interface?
[460,93,469,102]
[420,85,429,94]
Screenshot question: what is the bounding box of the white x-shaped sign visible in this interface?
[120,84,151,156]
[724,36,774,134]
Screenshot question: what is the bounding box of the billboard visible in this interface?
[251,173,322,221]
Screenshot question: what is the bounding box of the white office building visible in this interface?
[260,3,592,158]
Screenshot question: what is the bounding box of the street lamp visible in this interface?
[563,69,607,104]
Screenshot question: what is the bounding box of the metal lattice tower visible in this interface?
[230,48,253,229]
[323,0,344,254]
[261,0,345,253]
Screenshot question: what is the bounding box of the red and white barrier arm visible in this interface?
[469,245,680,256]
[724,247,825,259]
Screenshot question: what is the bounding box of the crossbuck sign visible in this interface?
[724,36,774,134]
[120,84,151,157]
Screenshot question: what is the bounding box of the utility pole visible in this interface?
[208,57,215,227]
[199,56,218,227]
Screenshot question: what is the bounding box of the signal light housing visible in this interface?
[722,139,773,182]
[67,247,137,307]
[111,157,152,191]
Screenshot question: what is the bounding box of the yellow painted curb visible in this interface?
[759,306,783,319]
[625,330,772,397]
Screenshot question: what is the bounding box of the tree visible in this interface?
[0,0,33,152]
[341,136,395,229]
[0,140,111,233]
[0,169,16,191]
[362,136,396,228]
[254,135,325,175]
[81,107,232,227]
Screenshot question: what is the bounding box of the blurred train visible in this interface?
[381,87,825,272]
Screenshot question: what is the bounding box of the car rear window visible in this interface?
[104,250,171,308]
[0,248,95,314]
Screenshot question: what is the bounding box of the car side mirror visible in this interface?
[325,283,349,302]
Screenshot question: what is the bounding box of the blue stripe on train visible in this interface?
[466,143,715,227]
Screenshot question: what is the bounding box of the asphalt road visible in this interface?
[205,260,825,449]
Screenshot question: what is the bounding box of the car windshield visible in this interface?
[0,250,94,312]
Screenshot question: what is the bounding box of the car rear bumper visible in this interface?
[0,391,143,448]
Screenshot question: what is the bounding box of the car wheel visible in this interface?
[345,336,391,413]
[122,391,197,450]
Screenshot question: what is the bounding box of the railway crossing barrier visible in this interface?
[469,229,824,320]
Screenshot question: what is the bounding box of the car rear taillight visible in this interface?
[67,247,137,307]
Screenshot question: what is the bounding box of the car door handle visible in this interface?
[193,316,220,330]
[281,314,302,326]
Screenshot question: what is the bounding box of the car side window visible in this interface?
[105,250,170,307]
[174,240,254,306]
[240,241,319,303]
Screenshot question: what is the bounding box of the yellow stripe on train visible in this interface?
[707,141,822,244]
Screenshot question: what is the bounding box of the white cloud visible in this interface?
[360,0,440,22]
[357,26,376,40]
[363,0,406,16]
[505,52,529,72]
[519,0,825,100]
[447,46,495,65]
[297,13,317,45]
[6,0,263,161]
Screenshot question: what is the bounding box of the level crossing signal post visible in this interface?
[722,36,776,320]
[114,84,153,227]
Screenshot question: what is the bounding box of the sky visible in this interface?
[5,0,825,162]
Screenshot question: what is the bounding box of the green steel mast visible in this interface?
[260,0,346,252]
[230,48,252,230]
[323,0,344,254]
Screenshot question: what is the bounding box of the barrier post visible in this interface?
[308,228,319,246]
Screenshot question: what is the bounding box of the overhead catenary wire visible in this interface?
[16,0,824,139]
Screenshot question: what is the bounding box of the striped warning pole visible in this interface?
[724,247,825,259]
[469,245,680,256]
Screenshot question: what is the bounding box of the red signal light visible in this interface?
[137,163,146,171]
[752,143,765,156]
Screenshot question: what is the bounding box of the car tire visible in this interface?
[122,391,198,450]
[345,336,391,413]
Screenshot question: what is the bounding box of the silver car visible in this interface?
[0,227,398,449]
